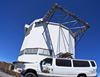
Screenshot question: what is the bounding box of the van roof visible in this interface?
[46,57,95,62]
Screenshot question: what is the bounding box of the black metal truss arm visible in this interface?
[42,3,90,38]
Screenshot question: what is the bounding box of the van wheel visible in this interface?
[78,74,87,77]
[24,72,37,77]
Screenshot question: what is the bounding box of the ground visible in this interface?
[0,71,15,77]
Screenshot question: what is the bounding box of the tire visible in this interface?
[78,74,87,77]
[24,72,37,77]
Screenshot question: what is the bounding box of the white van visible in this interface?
[13,58,97,77]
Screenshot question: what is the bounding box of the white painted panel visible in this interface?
[20,23,48,51]
[20,19,75,59]
[48,24,59,55]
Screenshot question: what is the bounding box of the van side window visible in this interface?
[73,60,90,67]
[56,59,71,67]
[90,61,96,67]
[43,58,53,65]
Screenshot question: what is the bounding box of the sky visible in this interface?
[0,0,100,76]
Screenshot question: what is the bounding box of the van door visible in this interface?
[72,60,91,75]
[53,59,72,75]
[41,58,53,73]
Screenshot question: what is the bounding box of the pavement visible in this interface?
[0,71,15,77]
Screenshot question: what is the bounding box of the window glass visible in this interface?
[73,60,90,67]
[25,25,32,36]
[20,48,51,56]
[25,48,38,54]
[44,49,50,56]
[20,50,24,55]
[90,61,96,67]
[39,49,50,56]
[56,59,71,67]
[43,58,53,65]
[38,49,44,55]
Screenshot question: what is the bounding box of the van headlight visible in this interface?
[13,64,25,73]
[14,68,23,73]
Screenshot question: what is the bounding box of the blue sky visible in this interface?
[0,0,100,75]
